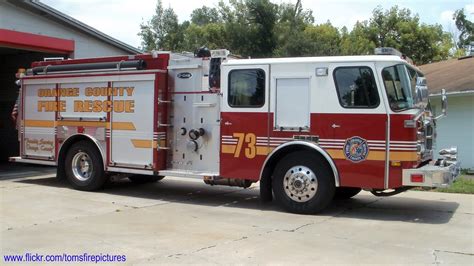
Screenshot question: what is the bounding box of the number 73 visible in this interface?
[233,133,256,159]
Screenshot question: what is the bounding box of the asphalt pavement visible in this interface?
[0,163,473,265]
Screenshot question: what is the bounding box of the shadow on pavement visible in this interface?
[16,176,459,224]
[0,162,56,180]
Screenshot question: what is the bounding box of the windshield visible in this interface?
[382,64,415,111]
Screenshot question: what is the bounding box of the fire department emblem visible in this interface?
[343,136,369,163]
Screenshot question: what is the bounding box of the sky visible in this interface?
[41,0,474,49]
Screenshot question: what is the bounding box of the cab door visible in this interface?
[329,63,388,189]
[220,65,270,181]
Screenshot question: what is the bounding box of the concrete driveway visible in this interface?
[1,165,473,265]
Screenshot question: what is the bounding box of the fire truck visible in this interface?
[10,47,460,214]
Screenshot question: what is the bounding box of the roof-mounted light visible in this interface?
[374,47,402,57]
[375,47,414,65]
[210,49,230,58]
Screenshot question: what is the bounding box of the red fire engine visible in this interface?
[10,47,460,213]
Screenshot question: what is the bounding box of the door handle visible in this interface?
[224,121,232,126]
[331,124,340,128]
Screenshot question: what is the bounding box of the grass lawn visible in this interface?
[434,175,474,194]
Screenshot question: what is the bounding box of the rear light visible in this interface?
[410,174,424,183]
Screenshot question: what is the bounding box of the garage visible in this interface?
[0,0,140,161]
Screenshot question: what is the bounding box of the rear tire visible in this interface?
[272,151,335,214]
[65,141,107,191]
[334,187,361,200]
[129,175,164,184]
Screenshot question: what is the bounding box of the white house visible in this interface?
[420,56,474,170]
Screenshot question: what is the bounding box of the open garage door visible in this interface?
[0,29,74,161]
[0,48,66,161]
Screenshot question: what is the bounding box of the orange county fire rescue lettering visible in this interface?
[36,87,135,113]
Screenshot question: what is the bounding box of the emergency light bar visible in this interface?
[374,47,402,57]
[375,47,414,65]
[211,49,230,58]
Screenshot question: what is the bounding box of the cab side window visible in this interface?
[334,67,379,108]
[228,69,265,108]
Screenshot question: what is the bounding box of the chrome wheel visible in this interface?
[71,152,93,181]
[283,165,318,202]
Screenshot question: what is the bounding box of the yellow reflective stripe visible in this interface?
[23,120,136,131]
[131,139,154,148]
[221,144,236,154]
[390,151,418,161]
[326,149,417,161]
[256,146,273,155]
[159,140,166,148]
[223,144,418,162]
[24,120,55,127]
[130,139,166,149]
[109,122,136,131]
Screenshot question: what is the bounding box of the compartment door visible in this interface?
[275,78,311,131]
[110,78,155,169]
[22,82,56,160]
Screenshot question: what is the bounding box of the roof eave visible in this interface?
[16,0,142,55]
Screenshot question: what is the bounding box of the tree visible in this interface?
[212,0,279,58]
[340,22,376,55]
[182,23,228,51]
[138,1,453,63]
[191,6,221,26]
[138,0,184,51]
[273,0,314,56]
[344,6,452,64]
[453,8,474,48]
[246,0,278,57]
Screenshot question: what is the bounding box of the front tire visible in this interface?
[65,141,107,191]
[272,151,335,214]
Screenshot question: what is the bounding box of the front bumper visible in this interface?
[402,161,461,188]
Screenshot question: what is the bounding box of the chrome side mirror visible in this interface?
[436,89,447,120]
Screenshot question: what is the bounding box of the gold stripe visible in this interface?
[24,120,55,127]
[109,122,136,131]
[23,120,136,131]
[326,149,346,159]
[159,140,166,148]
[221,144,236,154]
[131,139,154,148]
[326,149,417,161]
[257,146,273,155]
[390,151,418,161]
[222,144,418,162]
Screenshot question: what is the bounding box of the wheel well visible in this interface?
[259,143,339,202]
[56,134,104,179]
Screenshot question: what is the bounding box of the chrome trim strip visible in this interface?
[259,140,340,187]
[158,170,219,179]
[385,119,390,189]
[9,157,56,166]
[375,61,391,189]
[107,167,154,175]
